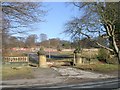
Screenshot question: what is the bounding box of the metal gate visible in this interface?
[28,53,39,66]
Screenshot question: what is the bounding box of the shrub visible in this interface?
[97,48,109,63]
[40,47,44,51]
[57,45,62,51]
[97,48,119,64]
[106,55,118,64]
[37,48,45,55]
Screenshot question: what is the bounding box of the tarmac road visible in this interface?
[1,78,120,90]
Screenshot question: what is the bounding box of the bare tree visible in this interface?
[64,2,120,63]
[2,2,46,34]
[40,33,47,42]
[2,2,46,55]
[25,34,37,48]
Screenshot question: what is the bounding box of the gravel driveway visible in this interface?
[2,66,117,87]
[52,66,116,79]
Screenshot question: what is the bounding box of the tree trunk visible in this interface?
[118,51,120,64]
[105,23,120,64]
[112,32,120,64]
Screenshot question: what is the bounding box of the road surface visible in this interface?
[2,78,120,90]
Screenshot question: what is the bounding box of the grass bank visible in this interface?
[75,64,120,73]
[2,65,33,80]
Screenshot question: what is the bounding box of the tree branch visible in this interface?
[96,42,114,52]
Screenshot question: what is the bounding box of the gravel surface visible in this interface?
[52,66,117,79]
[2,66,118,86]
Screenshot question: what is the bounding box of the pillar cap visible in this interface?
[37,50,46,55]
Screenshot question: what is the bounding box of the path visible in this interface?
[2,66,117,87]
[52,66,116,79]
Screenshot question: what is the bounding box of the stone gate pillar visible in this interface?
[37,50,48,68]
[75,53,82,65]
[73,48,83,66]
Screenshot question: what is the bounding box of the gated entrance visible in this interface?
[28,53,39,66]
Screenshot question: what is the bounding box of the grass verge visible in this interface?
[2,65,33,80]
[75,64,120,73]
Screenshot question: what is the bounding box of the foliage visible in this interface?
[80,49,98,59]
[61,41,71,49]
[57,45,62,51]
[40,38,72,49]
[106,55,119,64]
[25,34,37,48]
[40,38,61,48]
[97,48,109,63]
[97,49,119,64]
[40,47,44,51]
[2,34,38,56]
[37,48,45,55]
